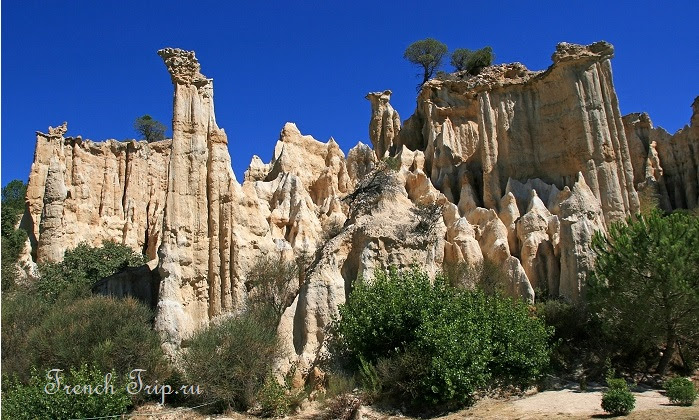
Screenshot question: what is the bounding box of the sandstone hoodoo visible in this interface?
[21,42,698,378]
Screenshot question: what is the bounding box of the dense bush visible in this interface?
[183,307,281,410]
[1,293,51,382]
[665,377,697,406]
[601,388,636,416]
[3,295,166,386]
[2,365,131,420]
[451,47,495,75]
[37,240,146,302]
[333,267,552,409]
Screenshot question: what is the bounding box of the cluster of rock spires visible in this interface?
[20,42,698,380]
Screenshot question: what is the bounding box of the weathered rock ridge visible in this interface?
[21,42,697,381]
[25,123,170,264]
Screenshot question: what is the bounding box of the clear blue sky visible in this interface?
[2,1,698,186]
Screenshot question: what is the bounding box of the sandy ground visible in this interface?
[130,383,699,419]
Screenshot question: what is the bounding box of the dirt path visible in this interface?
[130,384,699,419]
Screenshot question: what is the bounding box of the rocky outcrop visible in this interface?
[21,42,697,382]
[92,261,160,308]
[25,123,170,263]
[366,90,401,159]
[398,41,640,225]
[624,97,699,210]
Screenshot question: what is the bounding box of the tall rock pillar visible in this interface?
[155,48,236,349]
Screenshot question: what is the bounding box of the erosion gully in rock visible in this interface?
[20,42,699,380]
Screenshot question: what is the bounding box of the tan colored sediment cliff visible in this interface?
[21,42,697,381]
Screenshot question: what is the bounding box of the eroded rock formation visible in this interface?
[25,123,170,264]
[21,42,698,382]
[366,90,401,159]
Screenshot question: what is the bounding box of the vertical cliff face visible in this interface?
[624,97,699,210]
[387,41,643,302]
[24,122,170,264]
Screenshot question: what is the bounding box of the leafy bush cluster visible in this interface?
[2,365,131,420]
[333,267,552,410]
[601,377,636,416]
[37,240,146,302]
[665,377,697,406]
[451,47,495,75]
[2,239,167,419]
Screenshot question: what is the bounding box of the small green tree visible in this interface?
[403,38,448,86]
[589,211,699,375]
[183,307,280,410]
[134,115,166,143]
[451,47,495,75]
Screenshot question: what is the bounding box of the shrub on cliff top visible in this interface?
[404,38,448,86]
[451,47,495,75]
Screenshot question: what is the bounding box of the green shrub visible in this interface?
[1,292,50,382]
[607,377,629,391]
[323,372,357,400]
[183,307,280,410]
[601,388,635,416]
[333,267,552,409]
[258,376,291,417]
[451,47,495,75]
[37,241,146,302]
[245,253,299,320]
[2,365,131,420]
[3,295,166,387]
[336,267,436,363]
[665,377,697,406]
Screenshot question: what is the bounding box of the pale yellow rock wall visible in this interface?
[25,128,169,263]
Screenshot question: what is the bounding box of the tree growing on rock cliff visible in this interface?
[403,38,448,87]
[589,211,699,375]
[134,114,166,143]
[451,46,495,75]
